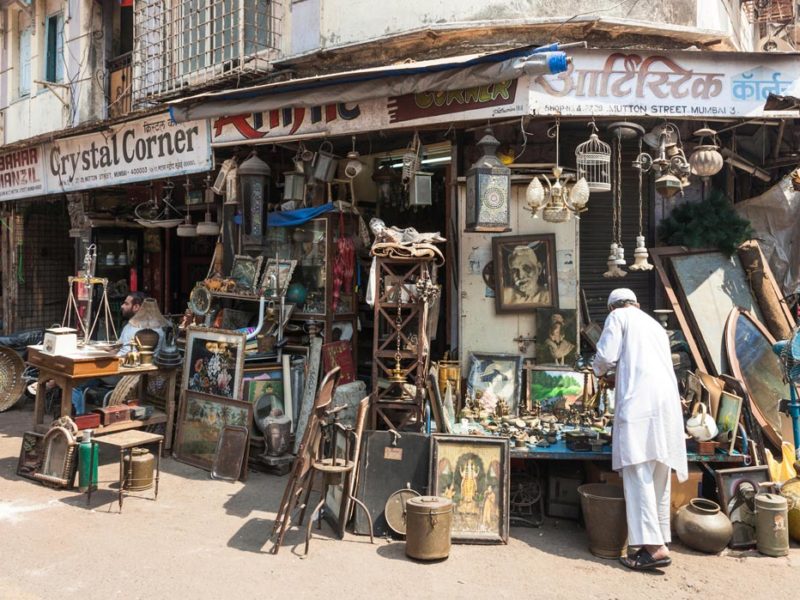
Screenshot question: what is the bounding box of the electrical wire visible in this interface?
[549,0,643,41]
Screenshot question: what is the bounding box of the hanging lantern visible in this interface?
[282,172,306,202]
[654,173,684,198]
[177,177,197,237]
[629,138,653,272]
[689,127,724,179]
[238,151,271,245]
[197,176,220,236]
[372,163,397,206]
[465,127,511,232]
[575,124,612,192]
[629,236,654,271]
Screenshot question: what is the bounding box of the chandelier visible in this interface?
[525,118,590,222]
[633,122,691,199]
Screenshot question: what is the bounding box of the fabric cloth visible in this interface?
[622,460,672,546]
[267,203,334,227]
[607,287,637,306]
[593,306,688,482]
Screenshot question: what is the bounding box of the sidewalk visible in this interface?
[1,404,797,600]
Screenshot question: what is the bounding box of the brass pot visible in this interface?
[123,447,155,491]
[674,498,732,554]
[405,496,453,561]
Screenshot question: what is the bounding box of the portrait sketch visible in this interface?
[492,234,558,313]
[535,308,578,367]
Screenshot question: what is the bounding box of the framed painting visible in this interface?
[430,435,510,543]
[174,390,253,472]
[714,465,775,548]
[229,255,263,293]
[260,258,298,298]
[242,363,292,432]
[491,234,558,313]
[535,308,578,367]
[581,322,603,351]
[526,367,586,414]
[17,431,46,482]
[715,391,743,454]
[182,327,246,399]
[426,367,450,434]
[466,352,523,416]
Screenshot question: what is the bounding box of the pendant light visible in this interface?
[196,175,220,236]
[176,177,198,237]
[603,125,630,279]
[629,138,654,272]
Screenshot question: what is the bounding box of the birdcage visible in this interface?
[575,127,612,193]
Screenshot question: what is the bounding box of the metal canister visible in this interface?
[755,493,789,557]
[123,447,155,491]
[405,496,453,561]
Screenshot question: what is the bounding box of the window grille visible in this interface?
[132,0,282,104]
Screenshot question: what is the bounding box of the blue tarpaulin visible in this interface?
[267,203,335,227]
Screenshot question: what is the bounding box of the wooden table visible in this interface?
[87,429,164,512]
[27,346,178,450]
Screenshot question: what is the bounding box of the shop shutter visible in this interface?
[579,146,655,323]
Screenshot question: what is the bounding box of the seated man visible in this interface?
[71,292,164,415]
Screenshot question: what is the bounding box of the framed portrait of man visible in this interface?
[491,234,558,313]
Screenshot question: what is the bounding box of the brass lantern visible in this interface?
[465,128,511,232]
[238,151,271,246]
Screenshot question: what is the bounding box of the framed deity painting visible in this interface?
[429,435,509,543]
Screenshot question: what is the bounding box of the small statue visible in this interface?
[495,397,510,418]
[122,339,142,368]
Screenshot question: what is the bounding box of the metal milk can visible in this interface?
[123,447,155,491]
[405,496,453,561]
[755,493,789,557]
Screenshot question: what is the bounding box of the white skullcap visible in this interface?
[607,288,637,306]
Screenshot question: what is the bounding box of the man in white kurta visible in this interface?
[593,288,688,570]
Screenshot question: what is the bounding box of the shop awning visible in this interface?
[168,45,570,123]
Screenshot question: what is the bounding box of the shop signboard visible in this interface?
[530,50,800,118]
[45,113,212,193]
[210,77,529,144]
[0,146,46,201]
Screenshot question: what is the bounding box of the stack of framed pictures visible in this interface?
[174,327,251,480]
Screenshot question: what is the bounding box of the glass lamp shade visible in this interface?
[238,152,271,241]
[569,177,590,211]
[196,210,220,236]
[176,214,197,237]
[689,145,724,178]
[526,177,545,213]
[465,128,511,232]
[542,198,570,223]
[655,173,684,199]
[283,172,306,202]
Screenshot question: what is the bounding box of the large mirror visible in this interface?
[725,308,792,449]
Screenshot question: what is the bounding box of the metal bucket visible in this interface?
[577,483,628,559]
[405,496,453,561]
[755,493,789,557]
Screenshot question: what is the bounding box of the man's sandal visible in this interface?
[619,548,672,570]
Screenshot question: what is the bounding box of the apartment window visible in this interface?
[45,14,65,83]
[18,25,32,97]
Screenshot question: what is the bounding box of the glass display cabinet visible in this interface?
[264,212,359,359]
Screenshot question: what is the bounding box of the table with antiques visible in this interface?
[27,346,178,449]
[86,429,164,512]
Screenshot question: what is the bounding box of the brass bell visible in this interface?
[629,236,654,271]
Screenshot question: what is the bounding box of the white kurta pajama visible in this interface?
[593,306,688,546]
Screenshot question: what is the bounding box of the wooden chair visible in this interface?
[269,366,340,554]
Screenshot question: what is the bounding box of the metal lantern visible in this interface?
[238,151,271,245]
[465,128,511,232]
[282,172,306,202]
[689,127,723,179]
[575,126,612,192]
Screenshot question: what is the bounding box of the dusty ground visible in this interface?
[1,404,798,600]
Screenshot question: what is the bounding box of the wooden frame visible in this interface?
[714,465,775,549]
[260,258,298,297]
[229,254,263,293]
[210,425,250,482]
[716,391,743,454]
[491,234,558,313]
[174,390,252,472]
[181,327,246,399]
[535,307,578,367]
[724,307,792,449]
[426,367,450,434]
[17,431,46,482]
[465,352,523,416]
[429,435,510,544]
[242,363,293,432]
[32,426,78,489]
